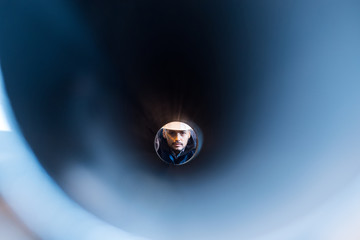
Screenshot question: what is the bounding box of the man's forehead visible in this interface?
[165,129,189,133]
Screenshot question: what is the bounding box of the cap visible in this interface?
[162,121,192,131]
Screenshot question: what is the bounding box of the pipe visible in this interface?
[0,0,360,239]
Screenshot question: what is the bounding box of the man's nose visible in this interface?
[174,133,181,141]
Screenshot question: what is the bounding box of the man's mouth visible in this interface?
[174,143,183,147]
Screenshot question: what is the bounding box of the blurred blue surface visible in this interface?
[0,1,360,240]
[0,70,145,240]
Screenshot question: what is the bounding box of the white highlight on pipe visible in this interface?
[0,103,11,131]
[0,73,10,132]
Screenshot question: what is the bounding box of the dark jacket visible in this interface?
[155,129,197,165]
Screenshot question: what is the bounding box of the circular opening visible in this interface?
[154,121,198,165]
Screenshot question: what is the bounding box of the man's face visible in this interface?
[163,129,191,152]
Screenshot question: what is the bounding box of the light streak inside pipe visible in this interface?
[0,79,10,132]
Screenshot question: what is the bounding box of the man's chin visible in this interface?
[172,146,184,151]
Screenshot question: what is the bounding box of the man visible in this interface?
[155,121,197,165]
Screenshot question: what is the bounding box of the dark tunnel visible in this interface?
[0,0,360,239]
